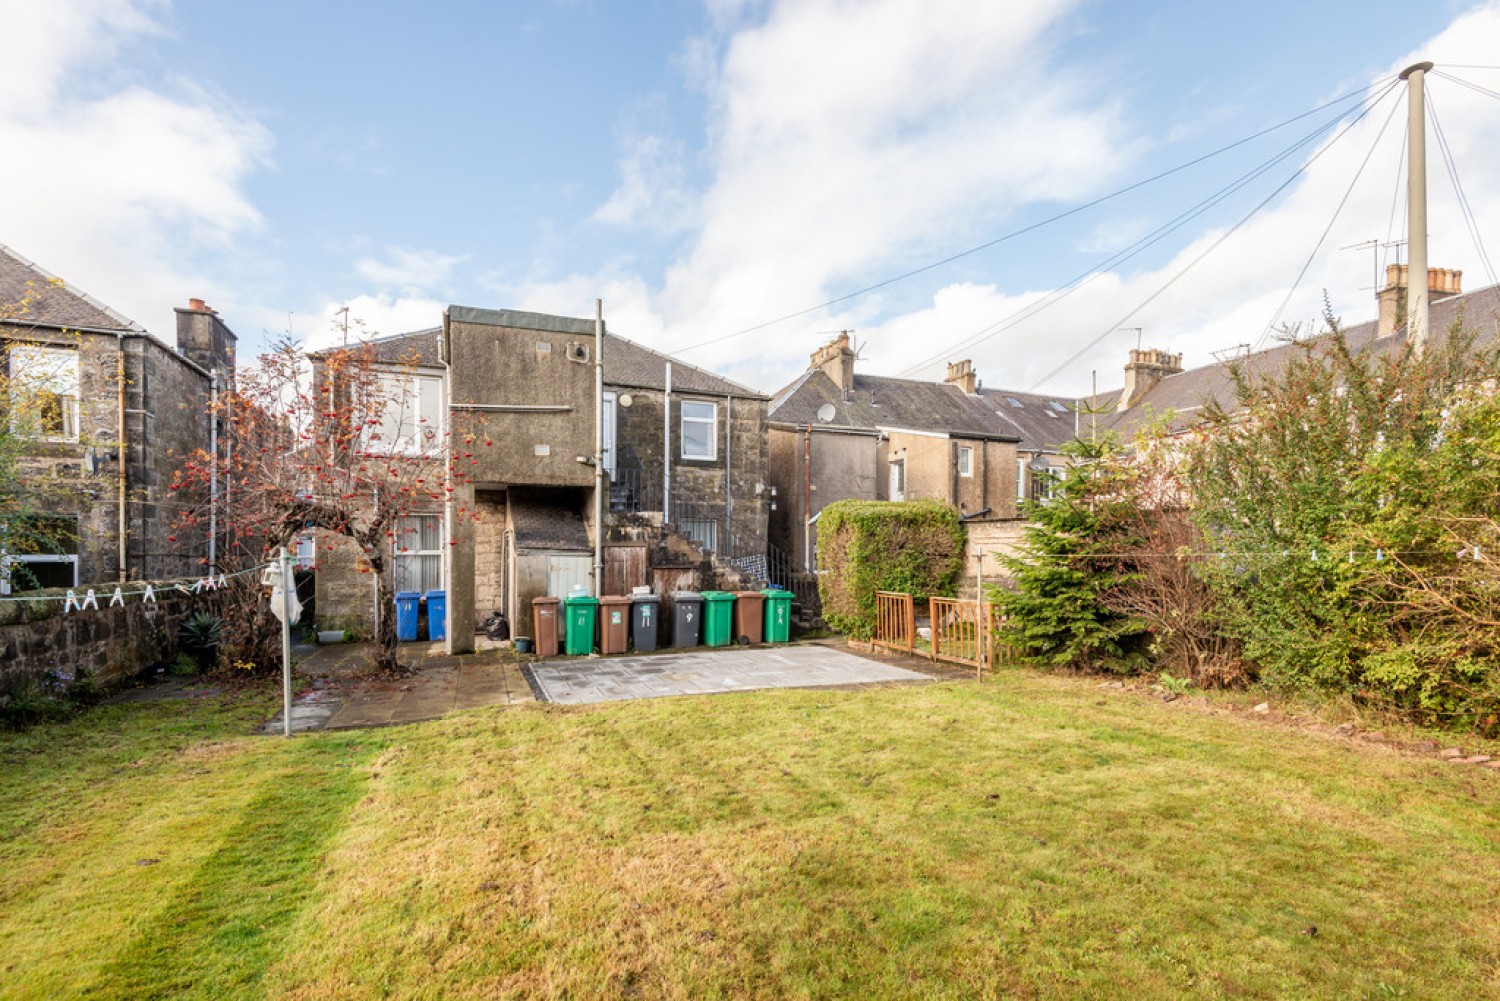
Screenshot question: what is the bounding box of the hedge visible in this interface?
[816,499,967,639]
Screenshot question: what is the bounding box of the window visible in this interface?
[1016,458,1027,503]
[602,391,617,474]
[681,518,718,554]
[294,533,316,570]
[681,400,717,460]
[392,514,443,593]
[958,446,973,478]
[10,345,80,441]
[371,372,443,454]
[889,459,905,501]
[1,516,79,594]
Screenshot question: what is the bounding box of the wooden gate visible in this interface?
[873,591,915,655]
[603,545,647,596]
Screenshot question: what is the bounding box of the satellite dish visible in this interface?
[816,404,836,423]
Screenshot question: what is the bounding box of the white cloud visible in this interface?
[563,0,1500,398]
[302,295,446,352]
[354,247,466,295]
[0,0,271,340]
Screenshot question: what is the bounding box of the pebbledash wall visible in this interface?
[0,584,194,688]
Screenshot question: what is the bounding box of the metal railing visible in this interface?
[608,465,663,514]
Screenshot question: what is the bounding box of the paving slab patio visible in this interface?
[524,644,930,704]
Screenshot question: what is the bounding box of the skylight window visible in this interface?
[1005,396,1023,408]
[1048,401,1069,413]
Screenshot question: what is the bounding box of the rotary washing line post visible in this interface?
[280,546,293,738]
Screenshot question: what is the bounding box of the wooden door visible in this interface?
[603,545,647,596]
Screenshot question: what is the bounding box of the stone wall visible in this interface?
[0,584,194,688]
[963,519,1028,593]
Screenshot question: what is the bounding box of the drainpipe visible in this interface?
[802,426,812,572]
[594,299,605,597]
[663,362,672,523]
[208,368,218,572]
[724,393,732,558]
[116,333,128,582]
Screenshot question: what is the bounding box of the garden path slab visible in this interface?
[524,644,929,704]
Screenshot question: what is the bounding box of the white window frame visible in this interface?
[958,445,973,478]
[10,344,81,442]
[1017,458,1027,503]
[680,400,717,461]
[392,514,444,593]
[370,370,444,455]
[0,515,80,594]
[889,458,906,501]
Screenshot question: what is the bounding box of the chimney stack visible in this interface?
[1117,347,1183,411]
[944,359,978,395]
[810,331,856,393]
[1377,264,1462,339]
[175,297,237,375]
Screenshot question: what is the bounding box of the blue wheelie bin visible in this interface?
[395,591,421,641]
[425,590,447,641]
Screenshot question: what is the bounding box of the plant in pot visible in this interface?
[177,611,223,672]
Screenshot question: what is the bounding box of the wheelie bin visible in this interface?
[671,591,703,648]
[630,593,661,652]
[733,591,765,644]
[762,588,793,643]
[425,589,447,641]
[599,595,631,654]
[395,591,420,641]
[531,596,561,658]
[562,594,599,656]
[701,591,735,648]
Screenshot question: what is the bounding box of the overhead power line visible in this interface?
[670,78,1394,356]
[1022,80,1402,393]
[894,93,1374,378]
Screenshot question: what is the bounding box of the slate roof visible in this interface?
[769,370,1019,441]
[1104,283,1500,436]
[0,242,145,333]
[351,311,764,399]
[977,387,1094,453]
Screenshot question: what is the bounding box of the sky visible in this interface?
[5,0,1500,397]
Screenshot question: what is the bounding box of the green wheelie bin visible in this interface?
[700,591,735,648]
[562,594,599,656]
[762,588,793,643]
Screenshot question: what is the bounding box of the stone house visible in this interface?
[0,243,236,593]
[1101,266,1494,437]
[309,306,770,651]
[768,333,1066,587]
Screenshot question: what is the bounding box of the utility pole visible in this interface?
[1401,61,1433,353]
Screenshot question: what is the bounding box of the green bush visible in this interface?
[816,500,966,639]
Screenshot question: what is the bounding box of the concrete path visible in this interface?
[525,644,929,704]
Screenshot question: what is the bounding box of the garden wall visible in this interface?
[0,584,194,688]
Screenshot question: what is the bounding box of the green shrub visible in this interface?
[816,500,966,639]
[177,611,223,670]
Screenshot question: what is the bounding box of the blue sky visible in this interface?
[5,0,1499,396]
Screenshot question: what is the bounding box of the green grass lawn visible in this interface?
[2,672,1497,1000]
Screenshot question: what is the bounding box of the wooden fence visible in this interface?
[872,590,915,656]
[873,591,1012,679]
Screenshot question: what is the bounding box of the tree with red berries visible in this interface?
[173,335,485,674]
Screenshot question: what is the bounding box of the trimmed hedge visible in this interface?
[816,500,967,639]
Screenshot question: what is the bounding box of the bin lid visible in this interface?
[396,591,420,599]
[532,595,561,605]
[762,588,793,598]
[424,589,446,599]
[599,595,631,605]
[734,591,765,599]
[564,594,599,605]
[700,590,734,600]
[631,592,661,603]
[671,590,702,601]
